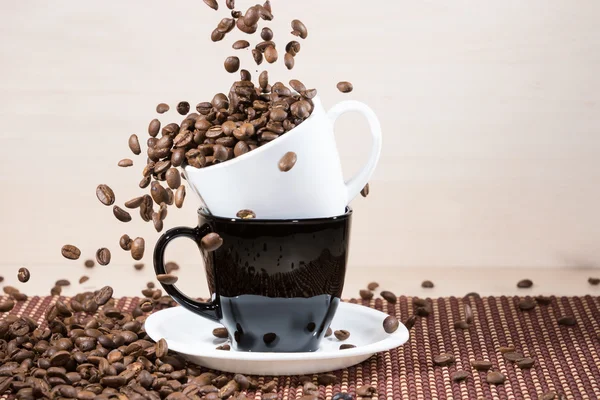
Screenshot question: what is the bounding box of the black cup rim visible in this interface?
[198,207,352,224]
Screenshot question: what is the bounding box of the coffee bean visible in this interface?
[517,279,533,288]
[175,185,186,208]
[201,233,223,252]
[240,69,252,82]
[134,263,144,270]
[291,19,308,39]
[498,345,515,354]
[119,234,132,251]
[359,289,373,300]
[433,353,454,366]
[588,277,600,285]
[61,244,81,260]
[113,206,132,222]
[383,315,399,333]
[243,5,260,26]
[151,182,169,205]
[259,27,273,41]
[0,300,15,312]
[50,350,71,367]
[131,237,145,261]
[464,303,473,324]
[404,315,417,330]
[263,332,277,344]
[96,248,111,266]
[286,40,301,56]
[486,371,505,385]
[56,278,70,286]
[264,46,278,63]
[94,286,113,306]
[139,299,153,312]
[339,344,356,350]
[139,175,151,188]
[291,100,311,118]
[216,344,230,351]
[148,119,161,137]
[301,88,317,99]
[416,304,432,317]
[518,298,536,311]
[17,267,30,283]
[503,351,524,361]
[96,184,115,206]
[356,384,376,396]
[251,49,263,65]
[159,202,168,220]
[337,81,353,93]
[157,274,178,285]
[152,212,163,232]
[471,360,493,371]
[79,276,89,284]
[325,327,332,337]
[334,330,350,340]
[84,259,95,268]
[225,0,235,9]
[278,151,297,172]
[124,196,143,209]
[535,295,552,305]
[212,327,229,339]
[118,158,133,167]
[175,101,190,116]
[317,374,336,385]
[127,134,141,155]
[156,103,170,114]
[421,280,434,288]
[380,290,397,303]
[516,357,535,369]
[541,391,557,400]
[454,320,469,329]
[235,209,256,219]
[367,282,379,290]
[284,53,295,70]
[203,0,218,10]
[558,315,576,326]
[224,56,240,73]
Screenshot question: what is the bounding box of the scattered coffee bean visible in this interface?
[380,290,397,303]
[383,315,399,333]
[118,158,133,167]
[278,151,297,172]
[175,185,186,208]
[61,244,81,260]
[17,267,30,283]
[334,330,350,341]
[84,259,95,268]
[404,315,417,330]
[134,263,144,271]
[216,344,230,351]
[516,357,535,369]
[284,52,295,69]
[201,233,223,252]
[212,327,229,339]
[164,262,179,274]
[79,276,89,284]
[224,56,240,73]
[260,27,273,41]
[157,274,178,285]
[356,384,376,396]
[176,101,190,115]
[317,374,337,386]
[94,285,113,305]
[128,134,141,155]
[361,183,370,197]
[421,280,434,288]
[588,277,600,285]
[96,184,115,206]
[518,298,536,311]
[113,205,132,222]
[359,289,373,300]
[148,119,161,137]
[233,40,249,49]
[291,19,308,39]
[535,295,552,305]
[471,360,493,371]
[236,209,256,219]
[264,46,278,63]
[125,196,144,209]
[498,345,516,354]
[0,300,15,312]
[451,370,470,382]
[433,353,454,366]
[165,168,181,190]
[131,237,145,260]
[337,81,353,93]
[454,321,470,329]
[486,371,505,385]
[95,248,111,266]
[204,0,218,10]
[119,234,133,251]
[367,281,379,290]
[156,338,168,358]
[503,352,524,361]
[517,279,533,288]
[156,103,170,114]
[557,315,576,326]
[340,344,356,350]
[286,40,301,55]
[152,212,163,232]
[56,279,70,286]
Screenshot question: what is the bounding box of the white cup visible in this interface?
[184,96,382,219]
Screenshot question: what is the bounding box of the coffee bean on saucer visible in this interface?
[236,209,256,219]
[325,327,332,337]
[233,40,249,49]
[201,233,223,252]
[291,19,308,38]
[516,357,535,369]
[212,327,229,339]
[79,275,89,284]
[317,374,337,386]
[131,237,145,260]
[113,205,132,222]
[334,330,350,341]
[61,244,81,260]
[451,370,470,382]
[454,320,469,329]
[404,315,417,330]
[224,56,240,73]
[148,119,161,137]
[17,267,30,283]
[503,352,524,361]
[96,248,111,266]
[340,344,356,350]
[367,281,379,290]
[383,315,399,333]
[535,295,552,305]
[216,344,230,351]
[486,371,506,385]
[518,298,536,311]
[96,184,115,206]
[380,290,397,303]
[360,183,370,198]
[517,279,533,288]
[175,185,186,208]
[0,300,15,312]
[128,134,141,155]
[588,277,600,285]
[356,384,376,397]
[157,274,178,285]
[176,101,190,115]
[84,259,95,268]
[422,280,434,288]
[558,315,576,326]
[359,289,373,300]
[337,81,353,93]
[118,158,133,167]
[156,103,169,114]
[471,360,493,371]
[433,353,454,366]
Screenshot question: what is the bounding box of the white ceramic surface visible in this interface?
[184,96,382,219]
[145,302,409,376]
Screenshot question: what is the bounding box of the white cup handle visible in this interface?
[327,100,383,204]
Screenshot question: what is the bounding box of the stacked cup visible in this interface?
[154,96,382,352]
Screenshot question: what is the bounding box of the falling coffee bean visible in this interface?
[119,234,132,251]
[131,237,145,261]
[383,315,399,333]
[286,40,301,55]
[380,290,397,303]
[367,281,379,290]
[278,151,297,172]
[284,52,294,69]
[134,263,144,270]
[17,267,30,283]
[0,300,15,312]
[404,315,417,330]
[177,101,190,115]
[334,330,350,341]
[337,81,353,93]
[359,289,373,300]
[203,0,218,10]
[212,327,229,339]
[156,103,170,114]
[96,248,111,266]
[79,276,89,284]
[454,320,469,329]
[517,279,533,288]
[464,303,473,324]
[84,259,95,268]
[175,185,186,208]
[151,181,169,205]
[201,233,223,252]
[232,40,249,49]
[56,279,70,286]
[421,280,434,288]
[166,261,180,273]
[96,184,115,206]
[588,277,600,285]
[535,295,553,305]
[261,27,273,41]
[291,19,308,39]
[125,196,144,209]
[224,56,240,73]
[148,119,161,137]
[128,134,141,155]
[557,315,576,326]
[236,209,256,219]
[226,0,235,9]
[94,285,113,305]
[264,46,278,63]
[498,345,516,354]
[361,183,370,197]
[486,371,506,385]
[118,158,133,167]
[433,353,455,366]
[157,274,178,285]
[471,360,493,371]
[240,69,252,82]
[113,206,132,222]
[252,49,263,65]
[451,370,470,382]
[61,244,81,260]
[152,212,163,232]
[518,298,536,311]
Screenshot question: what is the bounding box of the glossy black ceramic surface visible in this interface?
[154,208,352,352]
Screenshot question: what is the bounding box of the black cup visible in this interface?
[154,208,352,352]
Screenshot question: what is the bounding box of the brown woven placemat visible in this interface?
[2,295,599,399]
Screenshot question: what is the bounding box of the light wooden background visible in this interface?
[1,0,599,286]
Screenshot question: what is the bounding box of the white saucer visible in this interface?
[145,302,409,376]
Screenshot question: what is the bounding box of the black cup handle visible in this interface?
[153,224,220,322]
